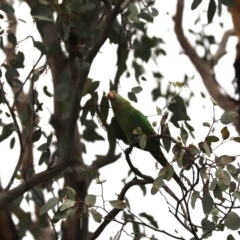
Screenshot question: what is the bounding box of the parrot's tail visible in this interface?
[151,150,187,191]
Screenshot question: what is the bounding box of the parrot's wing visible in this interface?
[111,117,128,144]
[130,108,156,135]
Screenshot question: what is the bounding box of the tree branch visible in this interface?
[89,178,150,240]
[173,0,239,112]
[212,29,235,65]
[0,158,76,208]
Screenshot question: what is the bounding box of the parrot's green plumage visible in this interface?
[108,90,185,190]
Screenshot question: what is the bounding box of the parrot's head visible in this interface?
[108,91,130,108]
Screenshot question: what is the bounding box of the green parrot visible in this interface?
[108,90,185,190]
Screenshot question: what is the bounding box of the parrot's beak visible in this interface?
[108,91,115,100]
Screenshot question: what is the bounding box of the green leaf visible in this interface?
[221,126,230,140]
[0,87,5,104]
[172,144,183,166]
[185,121,195,139]
[169,96,190,121]
[205,135,219,142]
[86,81,100,94]
[217,0,222,16]
[65,187,76,200]
[227,164,237,174]
[139,212,159,228]
[159,165,174,181]
[139,134,147,149]
[201,217,215,237]
[0,3,15,13]
[232,137,240,142]
[218,180,228,191]
[85,195,96,207]
[213,183,224,199]
[80,62,91,73]
[200,167,208,179]
[128,92,137,102]
[82,79,99,96]
[207,0,216,23]
[74,57,81,71]
[188,144,199,156]
[202,194,213,215]
[216,168,231,185]
[37,134,52,151]
[212,215,219,224]
[229,181,236,192]
[32,129,42,143]
[151,176,164,195]
[56,135,69,154]
[211,208,219,216]
[82,120,104,142]
[180,125,188,145]
[91,209,102,223]
[39,197,59,216]
[203,141,211,157]
[53,208,74,222]
[60,199,75,211]
[34,41,46,55]
[31,187,44,206]
[5,67,19,88]
[61,69,72,84]
[129,3,138,15]
[55,83,70,101]
[138,11,153,22]
[191,0,202,10]
[203,122,211,127]
[9,52,25,69]
[0,123,14,142]
[38,148,50,165]
[9,136,15,149]
[99,93,109,125]
[191,191,200,209]
[7,30,17,46]
[219,155,235,165]
[43,86,52,97]
[234,191,240,202]
[61,101,72,120]
[132,60,144,83]
[131,86,142,94]
[139,185,146,196]
[225,212,240,230]
[209,178,218,190]
[109,200,126,210]
[162,127,171,152]
[151,8,159,17]
[227,234,235,240]
[220,111,239,125]
[81,3,96,11]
